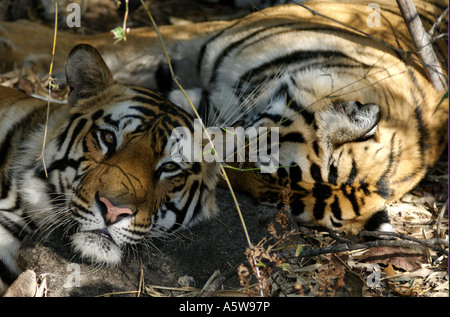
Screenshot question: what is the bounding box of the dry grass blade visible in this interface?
[39,0,59,178]
[138,0,253,249]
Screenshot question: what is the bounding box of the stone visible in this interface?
[3,270,37,297]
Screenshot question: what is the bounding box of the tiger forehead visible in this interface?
[82,88,194,131]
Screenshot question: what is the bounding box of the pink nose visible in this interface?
[99,197,133,225]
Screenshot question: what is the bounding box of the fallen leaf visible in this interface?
[361,246,425,271]
[384,264,396,277]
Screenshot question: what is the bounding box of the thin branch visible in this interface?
[285,231,449,260]
[427,6,448,37]
[200,228,448,295]
[396,0,447,91]
[293,0,448,91]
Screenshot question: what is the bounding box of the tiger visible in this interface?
[0,0,447,292]
[0,44,218,294]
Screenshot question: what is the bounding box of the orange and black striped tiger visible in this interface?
[162,1,448,234]
[0,44,218,294]
[0,0,447,294]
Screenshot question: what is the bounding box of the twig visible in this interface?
[286,235,448,260]
[200,265,241,297]
[428,6,449,37]
[396,0,447,91]
[200,228,448,295]
[293,0,448,91]
[357,230,448,254]
[436,199,448,240]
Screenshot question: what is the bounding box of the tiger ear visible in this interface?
[65,44,114,105]
[317,101,380,146]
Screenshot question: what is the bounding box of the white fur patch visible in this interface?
[71,232,122,266]
[169,88,203,115]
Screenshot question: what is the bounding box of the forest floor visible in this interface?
[0,0,447,297]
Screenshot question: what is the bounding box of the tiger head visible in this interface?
[223,73,446,235]
[21,44,218,265]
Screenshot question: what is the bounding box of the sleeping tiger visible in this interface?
[0,44,218,294]
[0,0,447,293]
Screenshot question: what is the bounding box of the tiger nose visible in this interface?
[98,196,133,225]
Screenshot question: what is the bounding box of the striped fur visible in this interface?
[0,45,218,294]
[166,1,448,233]
[0,0,447,293]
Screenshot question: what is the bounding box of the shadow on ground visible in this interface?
[19,188,280,296]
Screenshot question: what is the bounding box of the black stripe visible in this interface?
[359,181,371,196]
[0,129,13,169]
[346,159,358,185]
[130,104,157,117]
[256,113,293,127]
[279,132,305,144]
[62,118,88,159]
[172,180,200,231]
[341,185,361,216]
[197,20,242,74]
[288,98,315,125]
[276,166,288,182]
[131,102,194,132]
[155,62,173,93]
[0,175,11,199]
[191,162,202,175]
[375,133,396,199]
[414,105,431,154]
[131,87,164,100]
[45,158,84,177]
[72,201,93,218]
[330,196,342,220]
[328,164,338,186]
[312,141,320,156]
[91,110,104,121]
[0,104,49,168]
[310,163,323,183]
[0,258,19,286]
[57,113,83,148]
[192,182,207,219]
[208,22,299,84]
[240,50,363,84]
[289,163,302,186]
[289,197,305,216]
[330,217,343,228]
[312,183,332,220]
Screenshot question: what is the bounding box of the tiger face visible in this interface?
[229,98,388,234]
[169,2,447,236]
[17,45,218,265]
[217,45,447,235]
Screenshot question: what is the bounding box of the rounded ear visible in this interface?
[317,101,380,147]
[65,44,113,105]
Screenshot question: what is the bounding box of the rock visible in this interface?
[3,270,37,297]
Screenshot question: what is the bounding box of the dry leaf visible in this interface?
[362,246,425,271]
[384,264,396,277]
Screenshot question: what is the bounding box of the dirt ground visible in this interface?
[1,0,448,297]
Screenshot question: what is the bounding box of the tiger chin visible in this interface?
[0,44,218,293]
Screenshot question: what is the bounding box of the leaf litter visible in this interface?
[0,0,447,298]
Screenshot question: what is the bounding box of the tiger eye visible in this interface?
[162,162,178,170]
[101,130,116,145]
